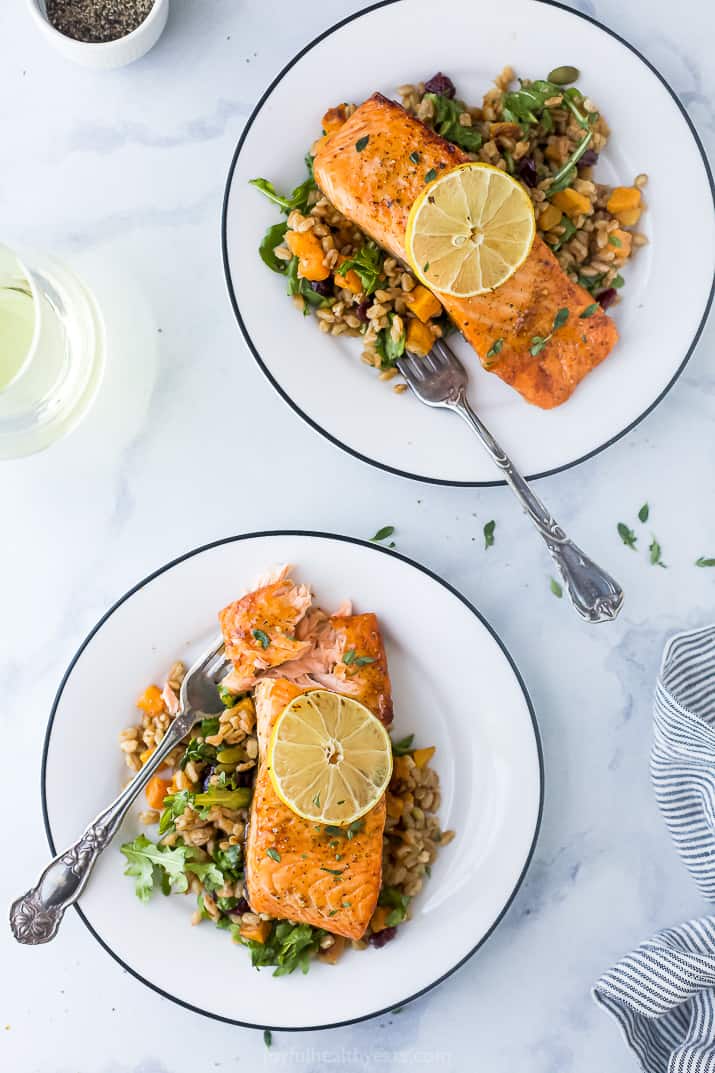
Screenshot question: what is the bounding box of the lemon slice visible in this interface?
[405,162,536,298]
[268,690,392,825]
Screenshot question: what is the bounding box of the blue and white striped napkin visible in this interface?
[594,625,715,1073]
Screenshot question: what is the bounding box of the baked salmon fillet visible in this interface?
[241,611,393,940]
[313,93,619,409]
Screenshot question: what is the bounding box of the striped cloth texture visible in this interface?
[594,625,715,1073]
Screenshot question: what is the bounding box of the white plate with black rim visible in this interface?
[42,532,542,1030]
[222,0,714,487]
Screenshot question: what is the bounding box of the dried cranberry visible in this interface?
[310,279,332,297]
[578,148,599,169]
[356,298,370,323]
[517,157,537,188]
[423,72,456,99]
[201,765,217,792]
[369,926,397,948]
[235,897,250,915]
[597,287,617,310]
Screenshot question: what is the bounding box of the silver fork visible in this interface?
[10,635,231,945]
[397,339,623,623]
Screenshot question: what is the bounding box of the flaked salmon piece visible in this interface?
[246,614,393,939]
[219,575,313,692]
[313,93,618,409]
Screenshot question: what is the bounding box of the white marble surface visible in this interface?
[1,1,713,1070]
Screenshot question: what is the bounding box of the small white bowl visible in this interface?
[27,0,169,69]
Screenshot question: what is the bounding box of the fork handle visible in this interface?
[9,719,185,945]
[453,394,623,623]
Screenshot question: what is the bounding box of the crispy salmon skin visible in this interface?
[313,93,618,408]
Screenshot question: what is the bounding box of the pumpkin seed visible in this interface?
[547,66,580,86]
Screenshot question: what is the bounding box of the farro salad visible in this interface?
[251,66,647,394]
[119,569,453,977]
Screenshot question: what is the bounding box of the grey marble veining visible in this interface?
[1,1,713,1071]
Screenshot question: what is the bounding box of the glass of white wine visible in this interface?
[0,243,105,459]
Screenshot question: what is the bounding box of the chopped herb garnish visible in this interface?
[617,522,637,549]
[252,628,270,649]
[312,792,321,808]
[392,733,415,756]
[424,168,437,183]
[409,151,421,164]
[342,901,352,908]
[483,519,496,549]
[264,1029,272,1048]
[609,235,622,247]
[638,503,649,523]
[550,577,563,598]
[579,303,599,319]
[356,135,369,152]
[649,537,667,568]
[320,867,344,876]
[485,338,504,360]
[530,308,569,355]
[695,557,715,567]
[612,273,625,289]
[267,847,281,862]
[328,908,339,917]
[343,648,376,666]
[423,262,430,272]
[370,525,395,542]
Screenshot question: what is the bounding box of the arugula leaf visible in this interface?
[695,557,715,567]
[337,241,383,295]
[425,93,483,152]
[249,174,316,215]
[201,716,221,736]
[617,522,637,549]
[378,886,411,927]
[375,313,407,367]
[370,525,395,542]
[242,921,325,976]
[285,255,334,313]
[258,221,289,274]
[638,503,649,523]
[391,733,415,756]
[158,789,195,834]
[552,214,577,252]
[483,519,496,549]
[184,850,225,893]
[550,577,563,598]
[120,836,193,901]
[213,842,243,882]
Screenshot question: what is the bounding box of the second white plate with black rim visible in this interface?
[42,532,542,1030]
[223,0,714,486]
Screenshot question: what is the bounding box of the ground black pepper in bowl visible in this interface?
[45,0,155,43]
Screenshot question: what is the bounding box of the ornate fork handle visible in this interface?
[10,715,190,945]
[452,392,623,623]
